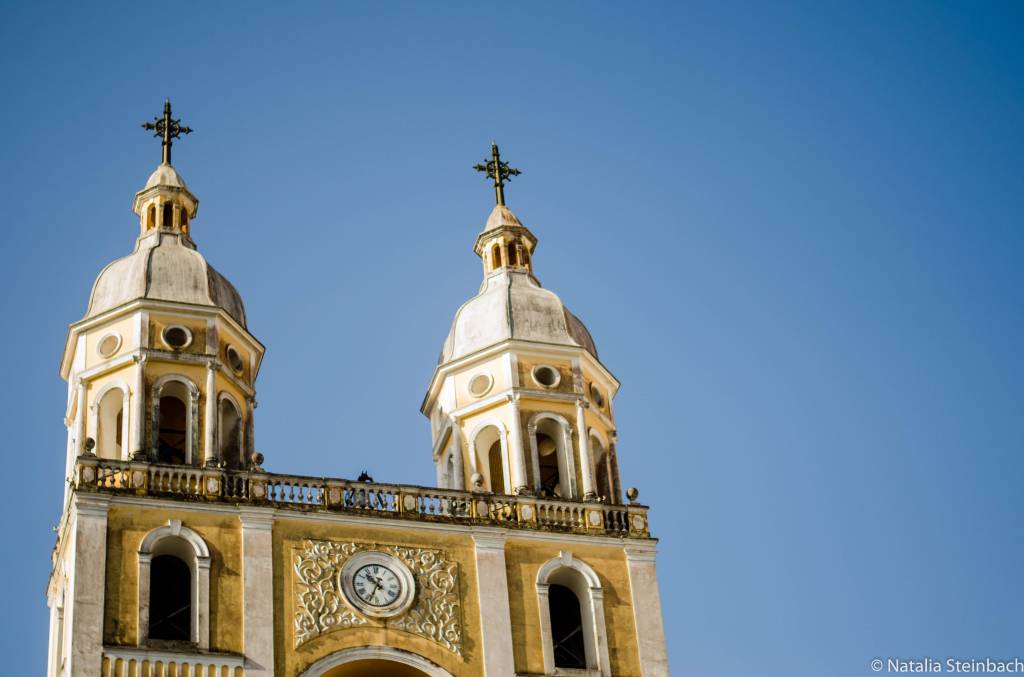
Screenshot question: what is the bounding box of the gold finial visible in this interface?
[474,142,521,206]
[141,99,193,165]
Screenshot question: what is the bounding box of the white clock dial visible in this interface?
[352,564,402,607]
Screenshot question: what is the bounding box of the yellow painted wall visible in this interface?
[84,316,137,370]
[103,505,244,652]
[505,538,643,677]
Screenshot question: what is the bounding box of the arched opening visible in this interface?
[506,241,518,266]
[321,660,431,677]
[146,204,156,229]
[491,243,502,270]
[487,440,506,494]
[549,583,586,669]
[180,209,189,232]
[537,432,561,497]
[149,554,191,641]
[537,554,610,675]
[472,425,507,494]
[162,203,173,229]
[157,381,189,464]
[218,398,243,470]
[532,416,572,498]
[96,387,124,460]
[591,435,614,503]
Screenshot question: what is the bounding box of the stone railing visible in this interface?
[101,646,244,677]
[76,457,652,538]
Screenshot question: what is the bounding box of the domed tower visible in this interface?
[58,101,264,499]
[422,144,621,503]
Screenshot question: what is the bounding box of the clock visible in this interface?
[339,551,416,618]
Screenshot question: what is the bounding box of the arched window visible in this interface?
[149,555,191,641]
[471,424,508,494]
[506,242,518,267]
[218,397,243,470]
[158,395,187,464]
[147,204,156,229]
[550,584,586,668]
[162,203,173,229]
[95,385,128,460]
[537,432,560,497]
[487,440,506,494]
[152,375,198,465]
[529,414,576,498]
[180,209,189,232]
[491,244,502,270]
[139,520,211,649]
[537,552,611,676]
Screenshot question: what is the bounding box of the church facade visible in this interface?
[46,103,668,677]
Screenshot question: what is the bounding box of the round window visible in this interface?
[590,383,606,408]
[468,373,493,397]
[226,345,245,374]
[161,325,192,350]
[532,364,561,388]
[96,332,122,358]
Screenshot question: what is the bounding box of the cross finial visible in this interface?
[474,142,521,206]
[141,99,193,165]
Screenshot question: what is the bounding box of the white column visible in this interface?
[240,508,275,676]
[65,494,110,677]
[624,544,669,677]
[75,379,87,455]
[450,417,465,490]
[507,395,529,494]
[204,362,217,466]
[472,532,516,675]
[576,399,597,499]
[132,355,147,459]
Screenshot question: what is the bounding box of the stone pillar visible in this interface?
[204,362,217,466]
[472,532,516,675]
[65,494,109,677]
[239,508,275,676]
[75,379,87,455]
[624,543,669,677]
[507,395,530,494]
[576,399,597,499]
[132,355,147,459]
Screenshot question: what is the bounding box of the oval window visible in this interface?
[161,325,192,350]
[96,332,122,358]
[468,373,493,397]
[226,345,245,374]
[532,364,561,388]
[590,383,606,408]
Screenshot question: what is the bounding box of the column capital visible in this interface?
[238,507,275,530]
[623,542,659,562]
[472,530,508,551]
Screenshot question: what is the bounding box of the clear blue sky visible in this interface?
[1,2,1021,675]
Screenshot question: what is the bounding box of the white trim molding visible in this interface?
[298,645,456,677]
[536,551,611,677]
[137,520,212,649]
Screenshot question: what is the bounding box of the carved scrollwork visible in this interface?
[292,539,462,654]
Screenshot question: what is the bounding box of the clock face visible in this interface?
[352,564,402,607]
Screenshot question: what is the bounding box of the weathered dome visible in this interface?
[85,231,248,327]
[438,269,596,364]
[144,163,188,190]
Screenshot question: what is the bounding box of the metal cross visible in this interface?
[474,143,521,206]
[142,99,193,165]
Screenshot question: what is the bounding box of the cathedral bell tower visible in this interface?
[422,144,622,505]
[58,100,264,486]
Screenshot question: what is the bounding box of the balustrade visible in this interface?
[75,457,649,538]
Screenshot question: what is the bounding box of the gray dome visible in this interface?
[86,231,247,327]
[439,269,597,364]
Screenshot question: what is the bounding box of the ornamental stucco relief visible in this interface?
[293,539,462,654]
